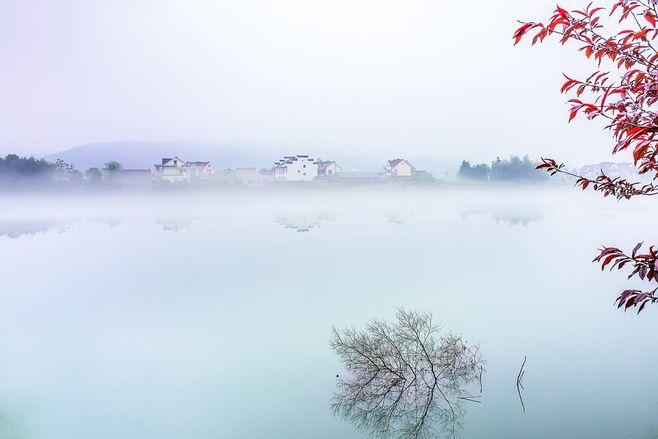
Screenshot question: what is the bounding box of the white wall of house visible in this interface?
[287,157,317,181]
[274,156,318,181]
[192,164,214,176]
[322,162,342,176]
[394,162,414,177]
[156,157,190,183]
[385,160,414,177]
[274,166,287,181]
[188,162,215,181]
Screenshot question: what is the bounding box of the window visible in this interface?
[303,164,306,168]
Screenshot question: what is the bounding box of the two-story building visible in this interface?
[273,155,319,181]
[154,156,190,183]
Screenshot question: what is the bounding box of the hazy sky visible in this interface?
[0,0,616,165]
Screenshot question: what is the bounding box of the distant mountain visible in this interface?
[45,141,278,171]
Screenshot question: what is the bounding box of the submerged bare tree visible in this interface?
[330,309,484,439]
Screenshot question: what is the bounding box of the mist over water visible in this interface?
[0,187,657,438]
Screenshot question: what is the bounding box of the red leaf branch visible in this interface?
[516,1,658,313]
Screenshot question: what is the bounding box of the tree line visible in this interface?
[0,154,123,186]
[458,155,549,182]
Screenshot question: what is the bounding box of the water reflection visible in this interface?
[0,220,70,239]
[385,209,414,225]
[0,407,25,439]
[331,309,484,439]
[460,207,543,226]
[275,211,339,232]
[155,218,192,232]
[88,217,122,228]
[491,209,542,227]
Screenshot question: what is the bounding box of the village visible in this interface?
[106,155,435,186]
[1,151,638,188]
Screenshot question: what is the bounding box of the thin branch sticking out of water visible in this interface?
[516,355,527,414]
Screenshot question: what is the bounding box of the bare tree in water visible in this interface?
[330,309,484,439]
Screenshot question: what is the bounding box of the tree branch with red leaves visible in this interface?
[515,1,658,313]
[594,244,658,313]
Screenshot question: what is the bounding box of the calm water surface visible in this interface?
[0,187,656,438]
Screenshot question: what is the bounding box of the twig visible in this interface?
[478,365,483,394]
[516,355,527,414]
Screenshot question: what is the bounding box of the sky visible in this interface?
[0,0,618,166]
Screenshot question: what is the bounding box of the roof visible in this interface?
[186,161,211,167]
[161,156,185,165]
[274,154,316,167]
[387,159,414,169]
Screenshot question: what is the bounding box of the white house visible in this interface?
[385,159,415,177]
[186,161,215,181]
[580,162,636,180]
[318,160,343,176]
[273,155,319,181]
[154,156,190,183]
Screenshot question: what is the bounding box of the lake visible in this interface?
[0,186,656,438]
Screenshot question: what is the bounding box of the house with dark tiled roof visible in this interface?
[154,156,190,183]
[273,155,318,181]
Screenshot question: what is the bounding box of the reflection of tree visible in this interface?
[0,220,68,239]
[331,309,484,439]
[385,209,414,225]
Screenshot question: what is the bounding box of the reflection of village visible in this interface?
[108,155,435,186]
[0,217,198,238]
[0,206,543,239]
[460,207,543,226]
[275,212,340,232]
[155,218,193,232]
